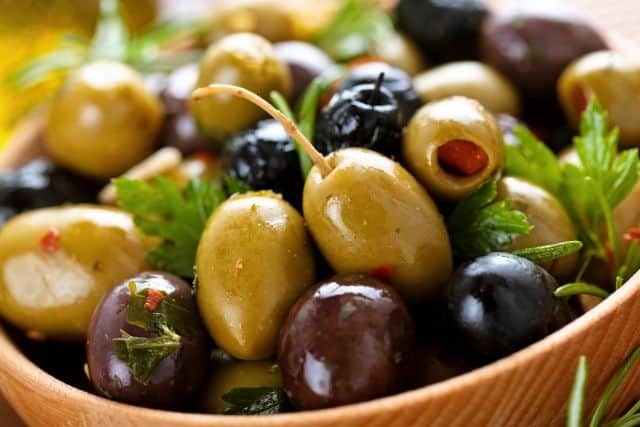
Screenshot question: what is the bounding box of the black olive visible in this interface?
[314,82,403,157]
[396,0,489,63]
[446,252,572,360]
[0,158,98,225]
[340,62,422,124]
[225,119,303,207]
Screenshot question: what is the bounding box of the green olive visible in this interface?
[558,50,640,147]
[303,148,452,302]
[402,96,505,201]
[196,191,315,360]
[413,61,520,115]
[373,32,427,76]
[0,205,151,340]
[200,361,282,414]
[164,154,222,189]
[189,33,292,137]
[497,177,578,281]
[45,61,164,179]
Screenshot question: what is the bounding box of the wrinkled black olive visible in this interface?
[446,252,572,360]
[396,0,489,63]
[225,119,303,207]
[0,158,98,225]
[314,83,403,157]
[340,62,422,124]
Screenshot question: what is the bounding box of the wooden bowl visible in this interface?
[2,5,640,427]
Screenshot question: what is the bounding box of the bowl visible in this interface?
[2,5,640,427]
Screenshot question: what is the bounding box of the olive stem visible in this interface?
[191,84,332,177]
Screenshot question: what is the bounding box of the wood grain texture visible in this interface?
[2,0,640,426]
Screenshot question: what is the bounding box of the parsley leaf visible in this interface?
[114,177,234,278]
[446,181,533,260]
[222,387,290,415]
[113,330,181,385]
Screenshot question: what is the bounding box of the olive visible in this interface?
[339,62,422,125]
[414,344,472,387]
[413,61,520,115]
[160,63,213,156]
[497,177,578,281]
[87,272,209,408]
[558,50,640,147]
[278,274,414,410]
[304,148,452,302]
[314,83,403,157]
[274,41,335,102]
[482,10,607,101]
[164,153,222,190]
[196,191,316,360]
[225,119,303,207]
[373,33,427,77]
[200,361,282,414]
[497,114,521,146]
[446,252,571,359]
[189,33,292,137]
[45,61,164,179]
[0,205,150,340]
[396,0,489,63]
[403,96,505,201]
[0,158,99,225]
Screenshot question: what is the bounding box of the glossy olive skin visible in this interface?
[0,206,150,340]
[189,33,292,137]
[278,274,415,410]
[164,154,222,189]
[373,32,426,77]
[196,191,316,360]
[45,61,164,179]
[340,62,422,125]
[396,0,489,62]
[200,361,282,414]
[0,158,98,225]
[413,61,520,115]
[446,253,572,359]
[482,11,607,100]
[160,63,212,155]
[225,119,303,207]
[304,148,452,302]
[403,96,505,201]
[559,51,640,147]
[274,41,335,102]
[497,177,578,281]
[87,272,209,408]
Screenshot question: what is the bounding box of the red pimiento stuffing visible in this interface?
[192,151,214,163]
[144,289,165,312]
[39,228,60,254]
[623,227,640,243]
[369,265,394,283]
[437,139,489,176]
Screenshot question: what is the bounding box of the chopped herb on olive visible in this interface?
[222,387,290,415]
[113,331,181,385]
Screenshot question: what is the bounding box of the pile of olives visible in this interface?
[1,0,639,416]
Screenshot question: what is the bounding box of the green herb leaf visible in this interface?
[567,356,588,427]
[90,0,129,62]
[554,283,610,299]
[447,181,533,261]
[590,347,640,427]
[222,387,290,415]
[512,241,583,263]
[113,330,181,385]
[314,0,393,61]
[114,177,230,278]
[223,176,252,196]
[5,47,87,90]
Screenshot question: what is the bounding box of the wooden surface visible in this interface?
[2,0,640,426]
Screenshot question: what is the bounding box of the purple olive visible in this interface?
[87,271,209,408]
[278,274,415,410]
[274,41,335,102]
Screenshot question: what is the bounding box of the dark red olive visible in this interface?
[87,271,209,408]
[278,274,415,410]
[274,41,335,102]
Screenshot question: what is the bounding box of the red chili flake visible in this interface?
[623,227,640,243]
[39,228,60,254]
[604,242,616,274]
[369,265,394,283]
[144,289,165,312]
